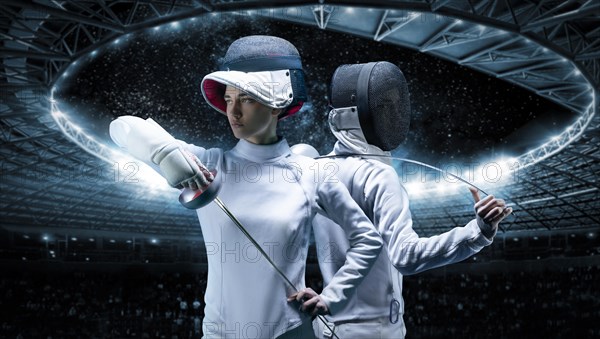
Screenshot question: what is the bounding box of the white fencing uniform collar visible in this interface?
[329,107,392,165]
[201,69,294,115]
[232,137,290,162]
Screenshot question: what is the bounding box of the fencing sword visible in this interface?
[318,153,493,195]
[316,153,517,225]
[179,177,341,339]
[177,151,513,338]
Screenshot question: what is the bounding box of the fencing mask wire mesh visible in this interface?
[329,61,410,151]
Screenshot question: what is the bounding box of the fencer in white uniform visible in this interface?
[294,62,512,338]
[109,37,383,338]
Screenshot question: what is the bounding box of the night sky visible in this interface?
[55,14,574,165]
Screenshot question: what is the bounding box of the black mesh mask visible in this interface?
[329,61,411,151]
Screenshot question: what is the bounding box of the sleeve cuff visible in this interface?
[467,219,494,249]
[318,290,337,316]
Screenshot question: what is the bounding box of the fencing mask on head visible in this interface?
[329,61,410,151]
[201,35,308,120]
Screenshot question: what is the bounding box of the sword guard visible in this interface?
[178,170,221,209]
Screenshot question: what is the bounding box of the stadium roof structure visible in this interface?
[1,0,599,238]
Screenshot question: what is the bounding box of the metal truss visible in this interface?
[1,0,599,238]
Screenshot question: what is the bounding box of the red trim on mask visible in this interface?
[279,101,304,120]
[202,79,227,113]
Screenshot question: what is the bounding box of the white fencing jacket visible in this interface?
[313,113,494,328]
[110,120,382,338]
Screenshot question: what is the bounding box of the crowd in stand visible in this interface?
[0,265,598,338]
[403,265,599,338]
[1,270,206,338]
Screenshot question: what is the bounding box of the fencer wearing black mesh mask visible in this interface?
[292,61,512,338]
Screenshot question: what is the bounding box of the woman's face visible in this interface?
[224,85,280,144]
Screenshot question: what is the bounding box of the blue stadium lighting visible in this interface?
[435,184,450,195]
[71,237,77,241]
[46,11,596,203]
[43,235,49,241]
[89,238,95,242]
[404,183,424,197]
[151,238,158,244]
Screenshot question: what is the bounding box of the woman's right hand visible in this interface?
[287,288,330,316]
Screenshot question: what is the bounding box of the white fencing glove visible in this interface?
[109,116,214,189]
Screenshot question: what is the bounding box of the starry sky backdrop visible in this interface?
[55,14,575,165]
